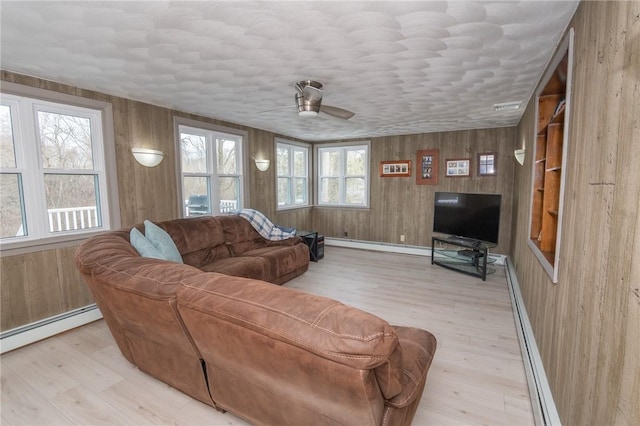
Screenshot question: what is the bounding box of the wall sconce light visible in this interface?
[254,159,270,171]
[131,147,166,168]
[514,148,526,166]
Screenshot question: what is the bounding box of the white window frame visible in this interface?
[174,117,248,217]
[0,82,119,255]
[315,141,370,208]
[276,138,310,210]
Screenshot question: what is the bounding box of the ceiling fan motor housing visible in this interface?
[295,80,323,116]
[295,93,320,115]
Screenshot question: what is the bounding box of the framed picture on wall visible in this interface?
[415,149,438,185]
[445,158,471,177]
[477,152,497,176]
[380,160,411,177]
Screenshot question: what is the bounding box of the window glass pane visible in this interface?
[277,146,290,176]
[293,149,306,176]
[44,174,100,232]
[218,176,239,212]
[320,150,340,176]
[38,111,93,170]
[294,178,307,204]
[345,177,365,204]
[346,148,366,175]
[0,173,26,238]
[0,105,16,168]
[184,176,210,216]
[181,133,207,173]
[320,177,340,203]
[217,138,237,174]
[278,177,290,206]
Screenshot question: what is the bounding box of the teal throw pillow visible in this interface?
[130,227,165,260]
[143,220,184,263]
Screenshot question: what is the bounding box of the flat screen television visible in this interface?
[433,192,502,244]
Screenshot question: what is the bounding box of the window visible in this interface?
[477,152,497,176]
[177,121,245,217]
[0,89,116,249]
[316,142,369,207]
[276,139,310,209]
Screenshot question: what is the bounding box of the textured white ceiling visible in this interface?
[0,1,578,141]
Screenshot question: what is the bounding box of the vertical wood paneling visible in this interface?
[317,128,515,253]
[510,2,640,425]
[0,71,306,332]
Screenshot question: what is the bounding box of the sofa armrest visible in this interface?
[384,326,437,409]
[177,273,399,370]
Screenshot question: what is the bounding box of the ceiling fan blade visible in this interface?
[258,105,296,113]
[303,85,323,103]
[320,104,355,120]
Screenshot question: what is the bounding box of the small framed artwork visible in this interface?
[445,158,471,177]
[416,149,438,185]
[477,152,497,176]
[380,160,411,177]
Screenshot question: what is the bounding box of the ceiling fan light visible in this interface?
[295,93,320,116]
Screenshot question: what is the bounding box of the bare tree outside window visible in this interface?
[37,111,101,231]
[0,105,24,237]
[318,145,368,206]
[180,128,243,216]
[1,93,112,243]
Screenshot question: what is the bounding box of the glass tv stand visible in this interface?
[431,236,497,281]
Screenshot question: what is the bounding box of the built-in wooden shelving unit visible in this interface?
[528,29,574,282]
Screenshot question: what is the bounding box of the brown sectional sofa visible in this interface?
[75,215,437,425]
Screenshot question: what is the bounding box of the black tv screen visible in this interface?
[433,192,502,244]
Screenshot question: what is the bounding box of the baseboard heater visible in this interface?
[0,303,103,354]
[505,258,561,426]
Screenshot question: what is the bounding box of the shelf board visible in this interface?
[537,107,566,136]
[536,158,547,164]
[536,187,545,192]
[530,238,556,265]
[546,166,562,172]
[548,210,558,216]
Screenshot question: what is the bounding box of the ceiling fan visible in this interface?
[294,80,355,120]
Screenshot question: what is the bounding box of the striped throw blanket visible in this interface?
[234,209,296,241]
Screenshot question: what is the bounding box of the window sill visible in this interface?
[0,229,110,257]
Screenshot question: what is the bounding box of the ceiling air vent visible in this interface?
[494,101,522,111]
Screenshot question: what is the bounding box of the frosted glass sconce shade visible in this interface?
[514,149,526,166]
[132,148,165,167]
[255,159,270,171]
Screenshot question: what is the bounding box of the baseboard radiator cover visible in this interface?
[505,257,562,426]
[325,237,506,265]
[0,304,103,354]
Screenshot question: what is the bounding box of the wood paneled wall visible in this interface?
[0,71,287,331]
[314,127,516,254]
[509,2,640,425]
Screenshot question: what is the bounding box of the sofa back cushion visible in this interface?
[178,274,399,370]
[216,215,267,255]
[157,217,231,268]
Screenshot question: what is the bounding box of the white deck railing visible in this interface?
[48,206,98,232]
[219,199,237,213]
[47,200,237,233]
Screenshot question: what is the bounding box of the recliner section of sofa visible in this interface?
[177,274,437,426]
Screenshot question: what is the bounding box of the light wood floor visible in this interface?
[1,247,534,426]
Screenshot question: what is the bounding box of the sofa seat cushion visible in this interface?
[199,256,270,281]
[239,244,310,280]
[386,326,437,408]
